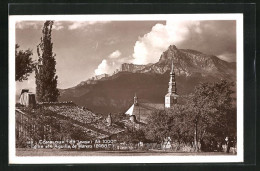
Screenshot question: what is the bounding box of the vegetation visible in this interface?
[117,127,146,144]
[185,80,236,151]
[15,44,35,82]
[16,79,236,152]
[16,107,89,148]
[145,80,236,152]
[145,106,193,148]
[35,21,59,102]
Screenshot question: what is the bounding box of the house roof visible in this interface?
[42,104,124,139]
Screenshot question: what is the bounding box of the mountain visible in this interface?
[121,63,147,73]
[59,45,236,115]
[138,45,235,78]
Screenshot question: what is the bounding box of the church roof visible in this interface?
[125,103,164,123]
[125,104,135,116]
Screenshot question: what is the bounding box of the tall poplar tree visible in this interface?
[35,21,59,102]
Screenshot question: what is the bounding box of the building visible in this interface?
[125,94,164,124]
[165,60,178,108]
[16,102,125,145]
[125,60,178,123]
[19,89,36,108]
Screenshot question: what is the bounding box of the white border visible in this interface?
[9,14,243,164]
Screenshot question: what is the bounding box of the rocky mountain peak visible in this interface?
[169,44,177,50]
[158,45,180,64]
[72,44,235,89]
[121,63,146,73]
[60,44,236,115]
[139,45,235,78]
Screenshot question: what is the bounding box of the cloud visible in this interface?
[177,20,236,61]
[68,21,110,30]
[16,20,111,31]
[218,53,236,62]
[52,21,64,30]
[132,21,201,64]
[131,20,236,64]
[94,59,110,75]
[16,21,65,30]
[94,51,131,76]
[108,50,121,59]
[16,21,42,29]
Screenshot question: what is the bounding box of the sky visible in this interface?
[15,19,236,93]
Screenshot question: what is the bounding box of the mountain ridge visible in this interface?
[59,45,236,115]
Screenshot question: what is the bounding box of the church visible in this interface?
[165,60,178,108]
[125,60,178,123]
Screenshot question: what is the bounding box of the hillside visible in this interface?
[59,45,236,115]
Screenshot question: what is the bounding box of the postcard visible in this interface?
[9,14,243,164]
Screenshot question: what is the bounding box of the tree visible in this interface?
[145,106,193,147]
[118,127,146,144]
[35,21,59,102]
[144,80,236,152]
[185,80,236,151]
[15,44,35,81]
[167,105,193,146]
[145,110,171,143]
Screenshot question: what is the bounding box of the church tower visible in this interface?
[134,93,138,106]
[165,60,178,108]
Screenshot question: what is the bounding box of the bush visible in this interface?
[16,136,28,148]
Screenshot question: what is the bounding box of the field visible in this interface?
[16,148,235,156]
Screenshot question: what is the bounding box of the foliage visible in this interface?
[186,80,236,144]
[16,135,28,148]
[145,106,193,145]
[118,127,146,144]
[145,80,236,151]
[70,126,88,140]
[145,110,170,143]
[17,108,89,145]
[167,105,194,145]
[15,44,35,81]
[35,21,59,102]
